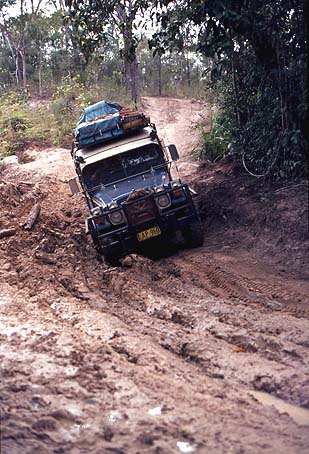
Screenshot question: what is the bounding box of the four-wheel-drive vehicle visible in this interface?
[69,101,203,264]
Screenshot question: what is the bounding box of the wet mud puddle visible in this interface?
[249,391,309,426]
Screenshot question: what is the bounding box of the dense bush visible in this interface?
[153,0,307,180]
[192,112,232,161]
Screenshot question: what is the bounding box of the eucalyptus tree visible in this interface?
[64,0,153,104]
[0,0,22,85]
[0,0,47,87]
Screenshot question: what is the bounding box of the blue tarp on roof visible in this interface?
[75,101,124,148]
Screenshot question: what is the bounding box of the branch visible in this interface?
[0,22,18,49]
[21,203,41,230]
[34,0,44,15]
[0,228,16,239]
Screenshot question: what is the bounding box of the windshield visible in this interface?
[82,143,167,189]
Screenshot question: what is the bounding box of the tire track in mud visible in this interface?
[4,283,289,454]
[2,178,308,411]
[1,98,309,453]
[173,252,309,317]
[83,252,309,409]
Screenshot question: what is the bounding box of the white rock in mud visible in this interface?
[3,155,18,166]
[148,406,162,416]
[177,441,195,453]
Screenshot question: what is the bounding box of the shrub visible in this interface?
[192,112,232,161]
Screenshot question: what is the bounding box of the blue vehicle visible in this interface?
[70,118,203,264]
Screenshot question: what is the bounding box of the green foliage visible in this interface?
[51,75,129,115]
[0,77,132,155]
[49,76,128,146]
[217,44,307,179]
[0,0,210,102]
[138,38,207,98]
[152,0,307,180]
[192,113,232,161]
[0,92,30,155]
[0,89,72,154]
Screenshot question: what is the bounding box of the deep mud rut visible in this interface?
[1,97,309,454]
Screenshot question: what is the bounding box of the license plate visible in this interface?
[137,226,161,242]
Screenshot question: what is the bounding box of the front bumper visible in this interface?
[92,191,199,257]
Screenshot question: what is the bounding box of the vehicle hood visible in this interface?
[91,171,169,207]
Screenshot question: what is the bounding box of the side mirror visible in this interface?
[168,144,179,161]
[68,177,80,195]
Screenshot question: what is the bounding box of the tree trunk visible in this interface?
[1,28,21,85]
[185,52,191,87]
[124,59,131,94]
[19,0,27,87]
[15,52,21,85]
[38,50,42,95]
[58,0,83,74]
[0,229,16,239]
[129,56,140,106]
[156,54,162,96]
[116,3,140,104]
[21,32,27,87]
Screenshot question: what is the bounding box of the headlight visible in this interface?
[171,179,181,188]
[109,209,125,225]
[155,185,164,193]
[91,206,101,216]
[156,193,171,209]
[108,201,118,209]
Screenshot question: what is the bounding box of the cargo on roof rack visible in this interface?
[74,100,150,149]
[69,99,203,265]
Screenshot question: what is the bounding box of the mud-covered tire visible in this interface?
[182,221,204,248]
[95,244,120,266]
[103,253,120,267]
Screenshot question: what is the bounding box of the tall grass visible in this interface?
[0,77,130,156]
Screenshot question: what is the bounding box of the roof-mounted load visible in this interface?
[74,101,150,149]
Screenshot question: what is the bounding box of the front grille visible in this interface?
[125,198,157,226]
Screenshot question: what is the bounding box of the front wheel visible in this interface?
[182,221,204,248]
[103,253,120,267]
[95,246,120,266]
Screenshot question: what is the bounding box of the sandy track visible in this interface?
[0,97,308,453]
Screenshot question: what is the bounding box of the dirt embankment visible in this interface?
[194,157,308,278]
[0,97,308,454]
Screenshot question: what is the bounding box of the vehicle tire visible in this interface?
[96,252,104,263]
[103,253,120,267]
[182,221,204,248]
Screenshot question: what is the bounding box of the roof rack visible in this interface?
[74,103,152,150]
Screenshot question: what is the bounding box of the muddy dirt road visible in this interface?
[1,97,309,454]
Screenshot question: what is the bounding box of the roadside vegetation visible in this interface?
[150,0,307,179]
[0,0,205,156]
[0,0,306,180]
[0,78,129,155]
